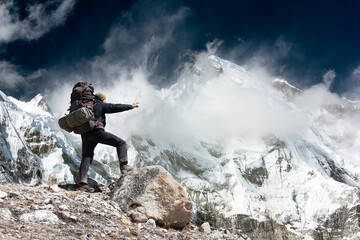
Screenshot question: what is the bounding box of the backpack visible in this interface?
[58,82,102,134]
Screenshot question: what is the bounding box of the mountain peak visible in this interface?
[0,90,10,102]
[272,78,302,101]
[29,94,53,114]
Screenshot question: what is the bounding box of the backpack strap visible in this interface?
[78,83,93,100]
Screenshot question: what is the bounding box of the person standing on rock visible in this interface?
[78,93,139,192]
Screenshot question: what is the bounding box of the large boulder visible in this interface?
[110,165,193,229]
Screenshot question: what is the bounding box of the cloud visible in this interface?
[0,0,76,43]
[0,61,46,90]
[322,69,336,90]
[206,39,224,55]
[43,2,302,144]
[42,1,357,153]
[94,1,192,87]
[342,65,360,101]
[353,65,360,78]
[0,61,25,89]
[42,1,192,94]
[224,36,299,78]
[294,83,341,111]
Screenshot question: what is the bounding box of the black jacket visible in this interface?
[93,101,133,128]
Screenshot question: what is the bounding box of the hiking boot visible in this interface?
[120,164,133,174]
[77,183,95,193]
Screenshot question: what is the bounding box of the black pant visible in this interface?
[79,129,128,183]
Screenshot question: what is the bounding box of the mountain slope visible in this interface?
[0,55,359,239]
[127,55,360,239]
[0,91,109,185]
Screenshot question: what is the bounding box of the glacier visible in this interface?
[0,55,359,239]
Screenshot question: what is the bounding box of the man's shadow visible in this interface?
[58,178,102,192]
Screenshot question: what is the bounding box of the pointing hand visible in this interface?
[132,102,140,108]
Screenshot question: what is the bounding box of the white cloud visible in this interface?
[206,39,224,55]
[353,65,360,79]
[0,0,75,43]
[294,83,340,111]
[0,61,46,90]
[0,61,25,89]
[322,69,336,90]
[342,65,360,101]
[43,2,355,149]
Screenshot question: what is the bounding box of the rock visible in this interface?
[0,182,241,240]
[0,208,12,220]
[9,191,19,198]
[39,204,54,210]
[59,204,69,211]
[49,185,61,192]
[58,211,71,220]
[69,215,77,222]
[19,210,59,223]
[200,222,211,233]
[30,205,39,210]
[131,212,148,223]
[57,211,76,222]
[0,190,7,199]
[146,219,156,228]
[111,165,193,229]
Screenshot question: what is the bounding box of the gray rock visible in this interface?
[9,191,19,198]
[49,185,61,192]
[0,190,7,199]
[200,222,211,233]
[69,215,77,222]
[146,218,156,228]
[30,205,39,210]
[59,204,69,211]
[19,210,59,223]
[0,208,12,221]
[58,211,71,220]
[111,165,193,229]
[131,212,148,223]
[39,204,54,210]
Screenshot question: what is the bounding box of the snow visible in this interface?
[40,149,74,184]
[126,55,360,237]
[9,95,52,118]
[1,54,359,238]
[1,91,84,184]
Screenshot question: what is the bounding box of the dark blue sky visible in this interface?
[1,0,359,100]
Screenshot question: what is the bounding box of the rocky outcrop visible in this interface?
[0,182,243,240]
[110,165,193,229]
[312,205,360,240]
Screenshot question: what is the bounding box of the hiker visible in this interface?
[78,92,139,192]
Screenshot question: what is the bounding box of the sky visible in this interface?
[0,0,359,101]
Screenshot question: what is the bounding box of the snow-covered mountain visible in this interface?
[0,91,108,185]
[0,55,359,239]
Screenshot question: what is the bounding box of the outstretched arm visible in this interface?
[102,102,140,114]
